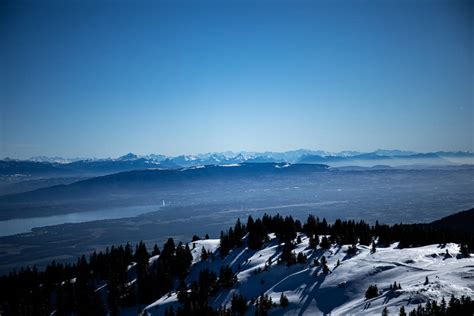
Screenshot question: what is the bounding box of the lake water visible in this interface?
[0,205,160,237]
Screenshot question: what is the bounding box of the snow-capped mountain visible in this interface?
[170,155,201,167]
[2,150,470,177]
[117,153,140,161]
[28,156,86,164]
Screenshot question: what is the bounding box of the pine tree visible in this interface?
[162,238,176,261]
[371,241,377,253]
[281,242,296,265]
[152,244,161,256]
[347,244,358,256]
[440,297,446,313]
[365,284,378,299]
[444,249,452,259]
[382,306,389,316]
[321,256,327,266]
[134,241,149,264]
[201,247,209,261]
[320,236,331,250]
[255,293,273,316]
[218,265,236,288]
[309,235,319,249]
[322,264,330,274]
[280,292,289,307]
[399,305,406,316]
[231,293,248,316]
[460,243,470,258]
[234,218,245,247]
[297,252,307,264]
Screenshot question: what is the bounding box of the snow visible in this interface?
[149,255,160,265]
[127,262,137,271]
[188,239,220,264]
[187,165,206,170]
[221,163,241,167]
[146,292,179,312]
[184,155,198,161]
[144,235,474,315]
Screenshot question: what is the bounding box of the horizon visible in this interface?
[1,0,473,159]
[3,147,473,161]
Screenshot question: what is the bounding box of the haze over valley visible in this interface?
[0,150,472,275]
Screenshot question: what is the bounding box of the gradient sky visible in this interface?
[1,0,472,159]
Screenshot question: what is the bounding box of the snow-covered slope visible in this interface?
[144,235,474,315]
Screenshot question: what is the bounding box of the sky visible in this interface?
[0,0,472,159]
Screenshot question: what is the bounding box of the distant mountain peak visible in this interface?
[117,153,138,161]
[374,149,417,156]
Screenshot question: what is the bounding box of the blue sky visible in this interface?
[1,0,472,159]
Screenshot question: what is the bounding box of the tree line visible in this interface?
[220,213,472,265]
[0,239,192,315]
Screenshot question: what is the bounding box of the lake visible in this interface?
[0,205,160,237]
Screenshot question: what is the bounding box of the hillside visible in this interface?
[140,238,473,315]
[1,210,473,315]
[0,163,331,220]
[138,210,474,315]
[0,163,329,201]
[430,208,474,233]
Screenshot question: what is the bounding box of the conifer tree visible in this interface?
[399,305,406,316]
[460,244,470,258]
[280,292,289,307]
[371,240,377,253]
[231,293,247,316]
[309,235,319,249]
[218,265,236,288]
[320,236,331,250]
[321,256,327,266]
[365,284,378,299]
[297,252,307,264]
[322,264,330,274]
[152,244,161,256]
[201,247,209,261]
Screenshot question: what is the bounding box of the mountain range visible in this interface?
[1,150,472,176]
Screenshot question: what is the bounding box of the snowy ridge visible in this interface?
[143,235,473,315]
[20,150,474,168]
